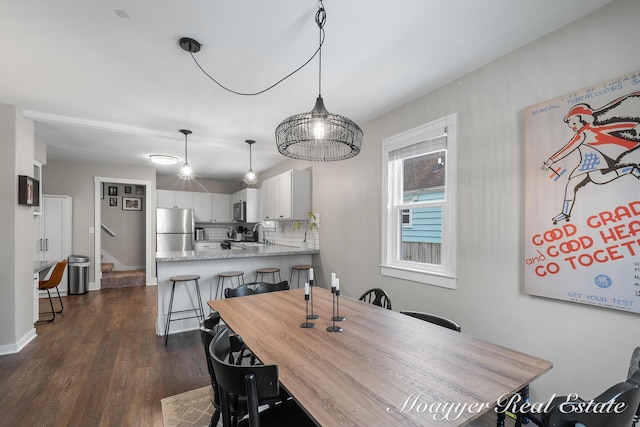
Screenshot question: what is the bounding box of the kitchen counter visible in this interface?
[156,243,318,262]
[34,260,57,273]
[155,243,317,336]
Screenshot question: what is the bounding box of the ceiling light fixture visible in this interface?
[275,1,363,162]
[243,140,258,186]
[178,129,195,180]
[149,154,179,165]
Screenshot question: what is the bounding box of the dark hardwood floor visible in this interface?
[0,286,208,427]
[0,286,512,427]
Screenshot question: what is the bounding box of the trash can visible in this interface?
[68,254,90,295]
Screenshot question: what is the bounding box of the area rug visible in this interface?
[161,385,216,427]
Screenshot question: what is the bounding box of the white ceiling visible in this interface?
[0,0,614,181]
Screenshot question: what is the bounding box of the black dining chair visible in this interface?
[255,281,290,294]
[199,313,246,427]
[225,283,257,298]
[358,288,392,310]
[209,328,316,427]
[400,310,461,332]
[629,347,640,427]
[516,370,640,427]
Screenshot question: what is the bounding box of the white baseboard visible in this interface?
[0,327,37,355]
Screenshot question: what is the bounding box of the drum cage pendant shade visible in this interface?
[178,129,195,180]
[275,2,363,162]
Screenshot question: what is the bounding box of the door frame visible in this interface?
[93,177,155,288]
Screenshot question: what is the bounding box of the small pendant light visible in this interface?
[178,129,195,180]
[243,140,258,185]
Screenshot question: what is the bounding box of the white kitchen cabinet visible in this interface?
[194,193,231,223]
[232,188,261,223]
[157,190,194,209]
[261,170,311,220]
[34,195,72,294]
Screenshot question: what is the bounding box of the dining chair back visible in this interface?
[199,313,224,427]
[629,347,640,427]
[225,283,257,298]
[255,281,290,294]
[521,370,640,427]
[37,259,68,322]
[210,328,315,427]
[400,310,461,332]
[358,288,392,310]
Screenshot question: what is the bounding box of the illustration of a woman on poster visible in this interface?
[541,91,640,224]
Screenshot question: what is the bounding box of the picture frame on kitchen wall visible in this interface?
[135,185,145,196]
[124,186,132,194]
[122,197,142,211]
[108,186,117,196]
[109,197,117,207]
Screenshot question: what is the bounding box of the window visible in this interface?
[381,113,457,289]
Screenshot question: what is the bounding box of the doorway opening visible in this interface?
[93,177,155,289]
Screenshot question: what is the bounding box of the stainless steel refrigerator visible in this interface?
[156,208,195,252]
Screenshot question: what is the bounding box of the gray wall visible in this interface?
[42,159,156,279]
[303,0,639,401]
[0,105,35,349]
[101,183,146,268]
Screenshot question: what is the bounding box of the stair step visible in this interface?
[101,270,145,289]
[101,263,114,273]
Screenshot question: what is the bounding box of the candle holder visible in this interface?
[300,291,315,328]
[326,286,343,332]
[332,288,346,322]
[306,278,319,320]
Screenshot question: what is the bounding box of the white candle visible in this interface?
[335,278,340,291]
[305,282,309,295]
[309,268,314,281]
[331,272,336,288]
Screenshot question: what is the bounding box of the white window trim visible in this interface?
[380,113,458,289]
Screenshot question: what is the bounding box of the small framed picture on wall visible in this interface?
[109,197,117,207]
[124,186,132,194]
[108,186,117,196]
[122,197,142,211]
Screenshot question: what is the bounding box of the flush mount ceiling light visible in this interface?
[149,154,179,165]
[275,1,363,161]
[243,139,258,186]
[178,129,195,180]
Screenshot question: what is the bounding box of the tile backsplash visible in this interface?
[196,213,319,250]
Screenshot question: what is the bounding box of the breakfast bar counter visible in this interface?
[156,244,318,337]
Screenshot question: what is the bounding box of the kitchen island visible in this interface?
[156,243,318,337]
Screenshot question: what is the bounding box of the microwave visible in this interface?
[233,201,246,222]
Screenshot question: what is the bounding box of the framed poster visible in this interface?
[524,70,640,313]
[122,197,142,211]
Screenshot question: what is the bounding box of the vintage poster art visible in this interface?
[524,70,640,314]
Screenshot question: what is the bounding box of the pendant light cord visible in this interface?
[185,2,326,97]
[316,3,325,97]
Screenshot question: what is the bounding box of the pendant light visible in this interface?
[275,1,363,161]
[243,139,258,185]
[178,129,195,180]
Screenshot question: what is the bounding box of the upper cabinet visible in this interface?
[261,170,311,220]
[157,190,194,209]
[232,188,261,223]
[193,193,231,223]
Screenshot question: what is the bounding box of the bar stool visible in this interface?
[216,271,245,300]
[164,274,204,346]
[255,267,281,283]
[289,265,313,289]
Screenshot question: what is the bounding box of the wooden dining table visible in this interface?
[208,287,552,426]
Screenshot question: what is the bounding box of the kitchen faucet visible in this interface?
[252,222,267,244]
